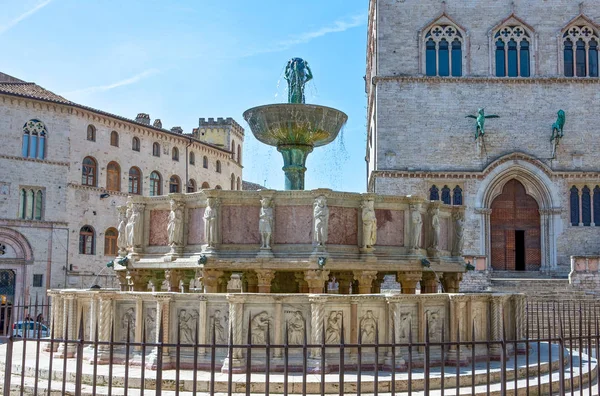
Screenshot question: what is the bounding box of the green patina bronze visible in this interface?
[243,58,347,190]
[466,108,500,140]
[285,58,313,104]
[551,110,566,142]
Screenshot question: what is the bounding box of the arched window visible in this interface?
[231,140,236,160]
[237,144,241,164]
[453,186,463,205]
[149,171,162,196]
[582,185,591,226]
[110,131,119,147]
[82,157,97,186]
[429,185,439,201]
[424,23,463,77]
[563,23,600,77]
[104,228,118,256]
[106,161,121,191]
[128,167,142,195]
[216,160,222,173]
[169,175,181,193]
[441,185,451,204]
[570,186,580,226]
[189,151,195,165]
[594,186,600,225]
[132,137,140,152]
[201,182,210,189]
[494,25,531,77]
[152,142,160,157]
[79,225,95,255]
[22,119,47,159]
[187,179,196,193]
[230,173,235,190]
[203,156,208,169]
[172,147,179,161]
[237,177,241,191]
[19,188,44,220]
[215,185,222,190]
[87,125,96,141]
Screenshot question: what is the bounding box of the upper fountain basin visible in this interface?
[243,104,348,148]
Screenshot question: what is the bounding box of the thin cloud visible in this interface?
[64,69,160,96]
[0,0,53,35]
[242,13,366,57]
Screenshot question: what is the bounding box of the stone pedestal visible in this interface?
[354,270,378,294]
[396,271,422,295]
[256,269,276,293]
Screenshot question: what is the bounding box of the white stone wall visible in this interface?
[0,92,244,294]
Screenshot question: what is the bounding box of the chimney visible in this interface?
[153,119,163,128]
[171,126,183,134]
[135,113,150,125]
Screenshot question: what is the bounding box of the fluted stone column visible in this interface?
[197,297,207,355]
[354,270,378,294]
[147,295,172,369]
[396,271,422,295]
[274,298,283,358]
[447,294,470,365]
[309,296,327,368]
[304,270,330,294]
[203,269,224,293]
[46,292,63,351]
[385,297,407,370]
[256,269,276,293]
[490,295,509,358]
[57,294,76,358]
[514,294,527,353]
[95,293,114,364]
[222,294,245,372]
[421,271,439,294]
[135,297,143,351]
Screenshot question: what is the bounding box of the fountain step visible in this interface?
[0,343,595,394]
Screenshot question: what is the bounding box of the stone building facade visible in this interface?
[0,72,244,301]
[366,0,600,276]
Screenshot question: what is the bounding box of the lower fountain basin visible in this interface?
[243,104,348,148]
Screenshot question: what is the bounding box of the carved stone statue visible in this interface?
[360,310,377,344]
[145,308,156,342]
[410,204,423,250]
[398,312,412,341]
[430,207,440,250]
[126,205,142,249]
[288,311,305,345]
[313,195,329,246]
[361,199,377,249]
[251,311,271,344]
[425,309,440,341]
[258,197,273,249]
[121,307,135,341]
[465,108,500,140]
[117,206,128,255]
[452,211,465,256]
[211,309,227,344]
[167,200,184,249]
[203,197,218,248]
[325,311,343,344]
[284,57,313,104]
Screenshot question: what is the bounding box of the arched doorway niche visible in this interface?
[475,156,561,271]
[0,227,34,302]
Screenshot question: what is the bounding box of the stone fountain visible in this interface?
[244,58,347,190]
[47,59,525,374]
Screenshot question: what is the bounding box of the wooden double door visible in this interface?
[490,179,541,271]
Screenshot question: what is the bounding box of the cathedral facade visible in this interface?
[366,0,600,274]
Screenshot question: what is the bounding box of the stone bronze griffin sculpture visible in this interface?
[465,108,500,140]
[550,110,566,158]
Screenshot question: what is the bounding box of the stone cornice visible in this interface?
[0,218,68,227]
[67,183,129,197]
[374,75,600,85]
[0,154,69,167]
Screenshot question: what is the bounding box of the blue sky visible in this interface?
[1,0,368,192]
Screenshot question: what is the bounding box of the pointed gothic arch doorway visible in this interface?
[490,179,541,271]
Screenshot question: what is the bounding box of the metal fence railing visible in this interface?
[0,298,598,395]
